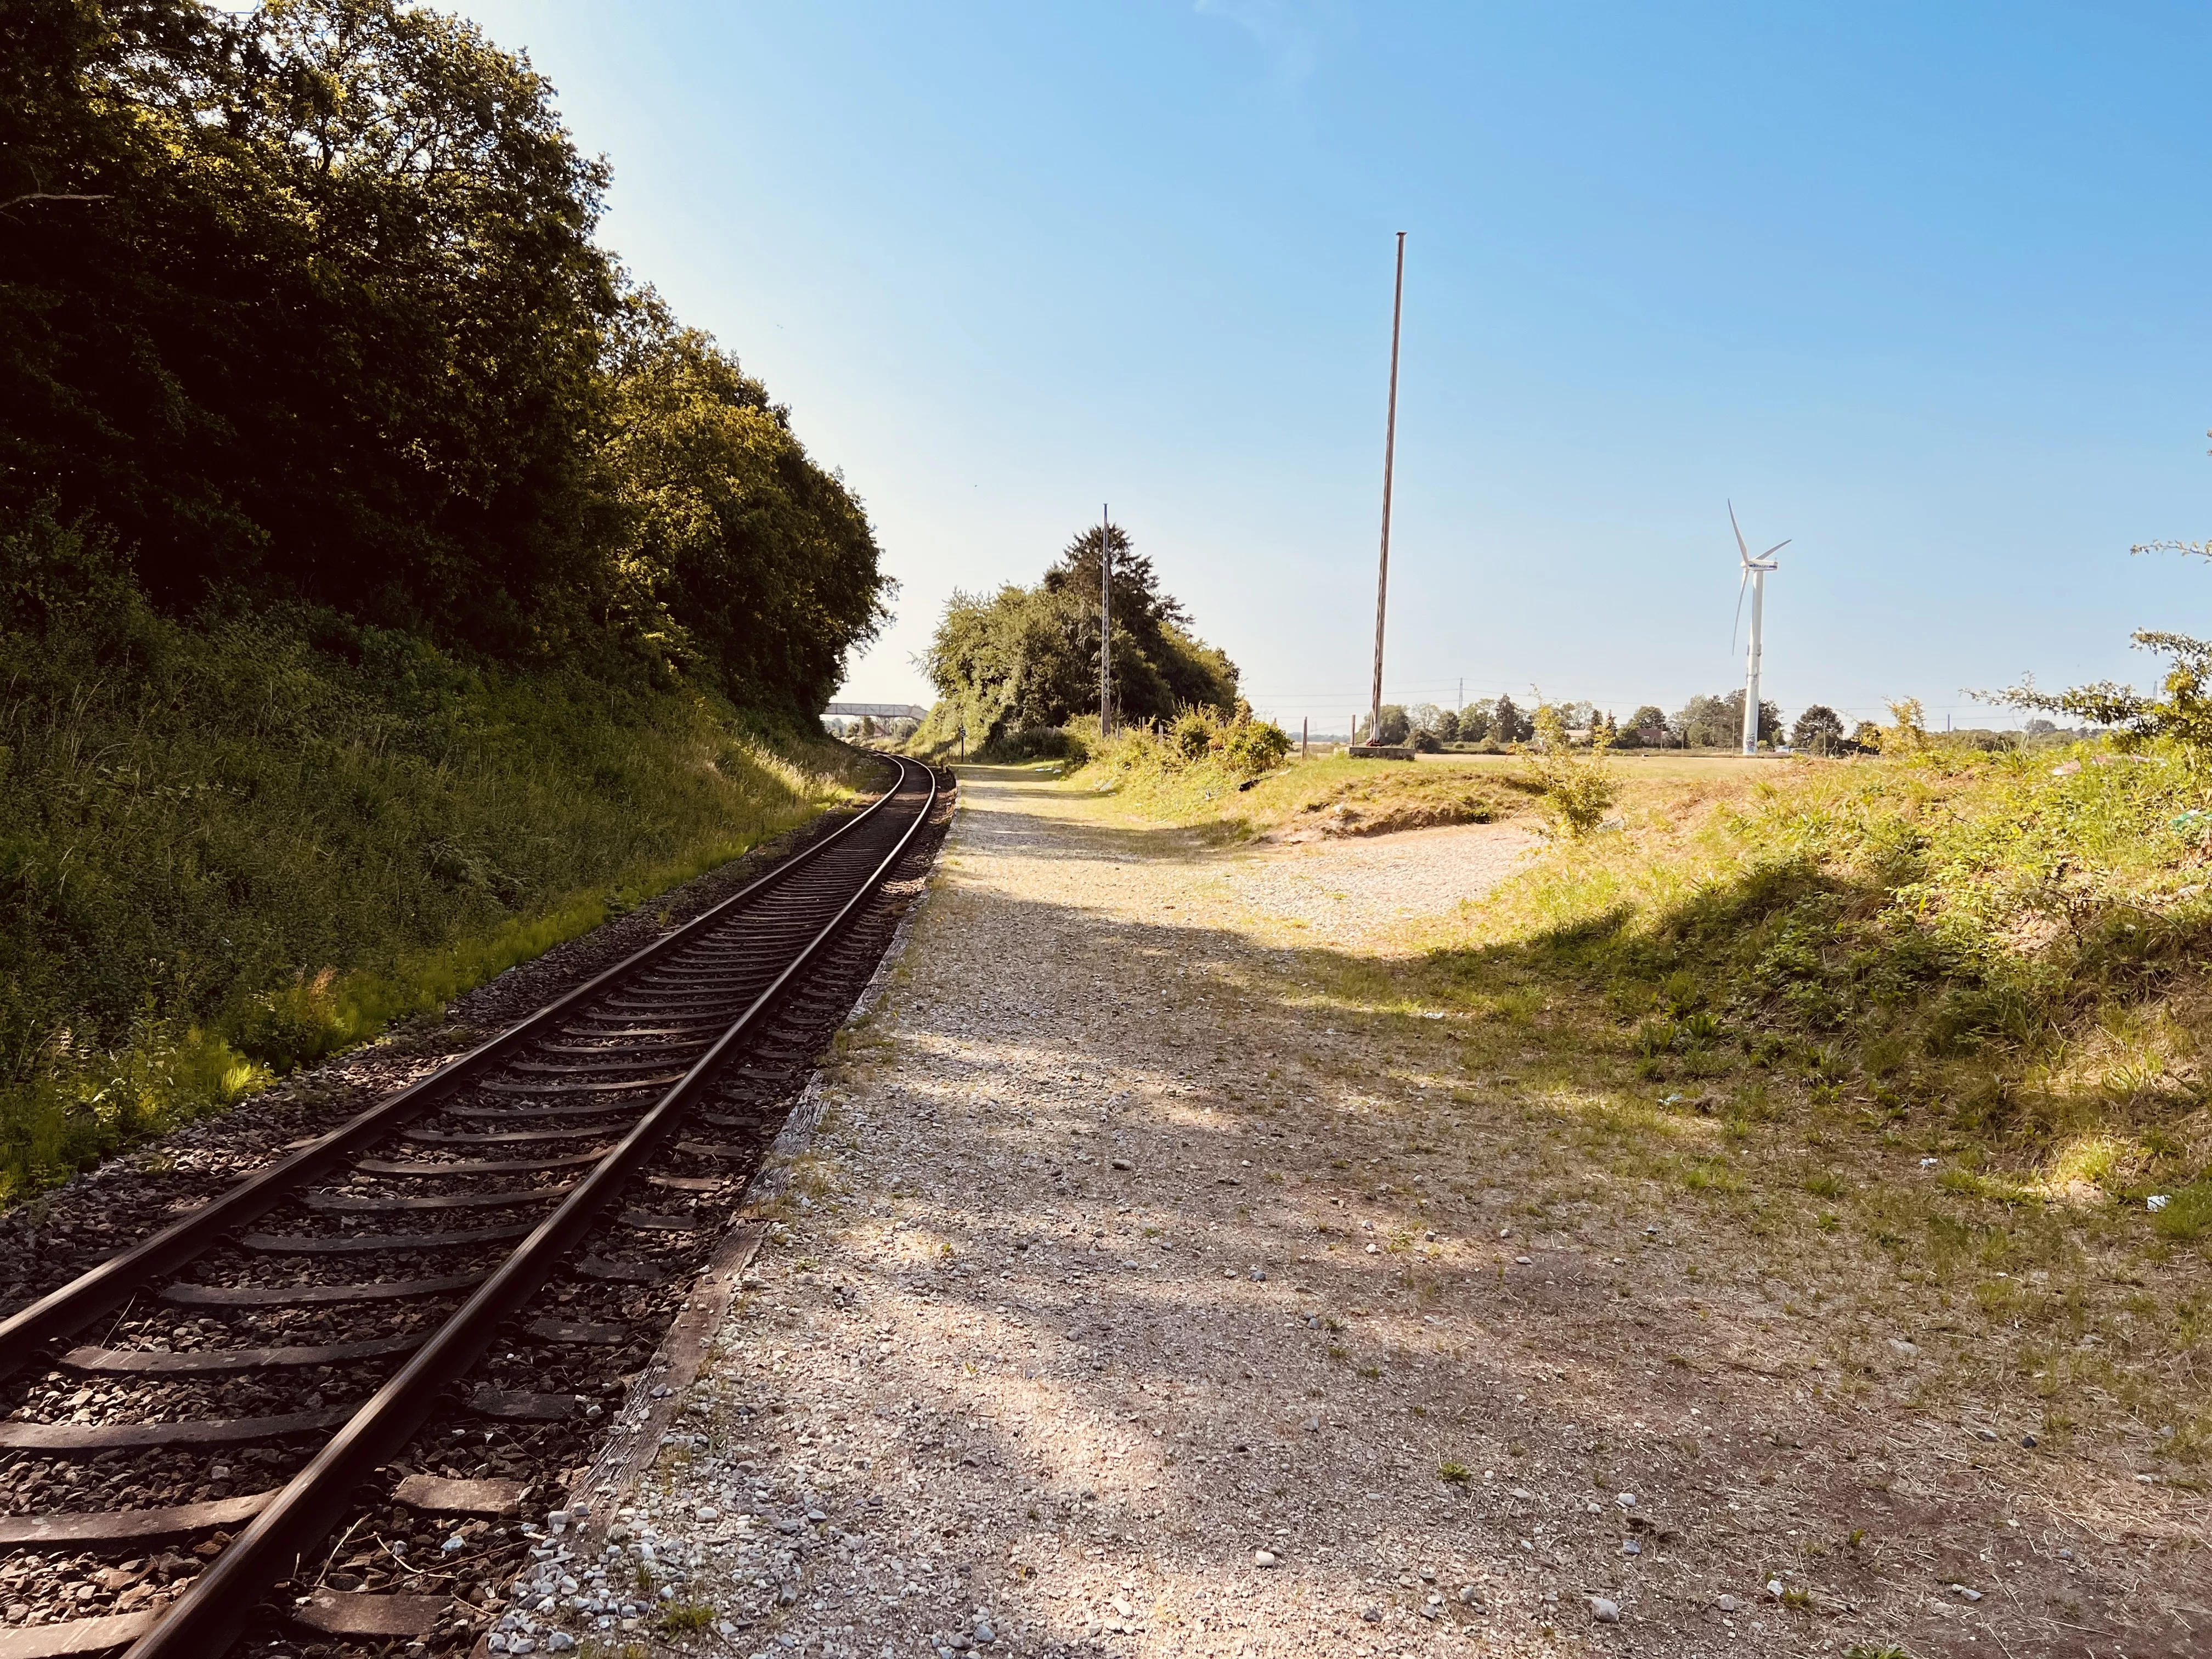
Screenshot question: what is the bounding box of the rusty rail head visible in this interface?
[0,755,904,1385]
[123,757,938,1659]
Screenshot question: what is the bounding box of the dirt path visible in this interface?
[608,766,2202,1659]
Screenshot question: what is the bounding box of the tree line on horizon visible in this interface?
[1356,692,2073,754]
[3,0,887,715]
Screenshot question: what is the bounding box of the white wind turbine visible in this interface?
[1729,502,1790,757]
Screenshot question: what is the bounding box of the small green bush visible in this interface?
[979,725,1088,764]
[1077,704,1293,806]
[1516,701,1621,837]
[661,1602,718,1634]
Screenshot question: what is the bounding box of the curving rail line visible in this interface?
[0,753,940,1658]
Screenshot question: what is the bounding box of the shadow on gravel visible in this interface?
[753,765,2207,1659]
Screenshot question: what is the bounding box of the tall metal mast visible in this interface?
[1099,504,1113,733]
[1741,567,1765,755]
[1728,501,1787,757]
[1368,232,1406,747]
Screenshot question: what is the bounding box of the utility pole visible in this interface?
[1368,232,1407,750]
[1099,504,1113,734]
[1301,716,1308,757]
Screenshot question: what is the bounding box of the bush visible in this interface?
[1217,710,1293,775]
[980,725,1088,764]
[1078,705,1293,805]
[1172,708,1216,761]
[1516,702,1621,837]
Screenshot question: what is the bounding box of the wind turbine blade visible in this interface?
[1729,501,1751,563]
[1731,567,1748,653]
[1762,538,1791,561]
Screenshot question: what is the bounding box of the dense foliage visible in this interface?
[2,0,886,711]
[0,510,864,1198]
[0,0,893,1197]
[921,523,1238,753]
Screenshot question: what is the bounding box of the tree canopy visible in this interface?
[1792,704,1846,754]
[924,523,1238,748]
[2,0,885,714]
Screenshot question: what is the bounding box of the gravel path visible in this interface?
[599,768,2201,1659]
[1202,822,1539,951]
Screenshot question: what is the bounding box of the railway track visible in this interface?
[0,754,947,1659]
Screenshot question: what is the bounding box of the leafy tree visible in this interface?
[598,307,887,715]
[1491,693,1528,745]
[5,0,620,639]
[2,0,887,702]
[924,523,1237,749]
[1375,704,1411,744]
[1792,704,1846,755]
[1457,704,1492,742]
[1628,705,1669,747]
[1994,630,2212,766]
[1672,695,1730,748]
[1432,708,1461,743]
[1979,504,2212,768]
[1674,690,1780,748]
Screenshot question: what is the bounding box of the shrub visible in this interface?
[1172,707,1216,761]
[980,725,1088,764]
[1079,705,1293,805]
[1217,709,1293,775]
[1515,701,1621,837]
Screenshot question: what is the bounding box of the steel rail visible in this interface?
[0,755,908,1385]
[126,755,939,1659]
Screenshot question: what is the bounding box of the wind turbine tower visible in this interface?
[1729,503,1789,757]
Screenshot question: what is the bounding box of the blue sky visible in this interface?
[455,0,2212,732]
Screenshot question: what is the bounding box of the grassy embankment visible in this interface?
[1058,745,1544,839]
[1,577,871,1203]
[1072,743,2212,1466]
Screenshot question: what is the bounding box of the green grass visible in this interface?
[1066,748,1538,841]
[1057,737,2212,1464]
[659,1602,717,1635]
[1443,743,2212,1175]
[1342,741,2212,1458]
[1,587,867,1202]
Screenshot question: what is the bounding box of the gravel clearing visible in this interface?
[544,767,2205,1659]
[1200,820,1539,951]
